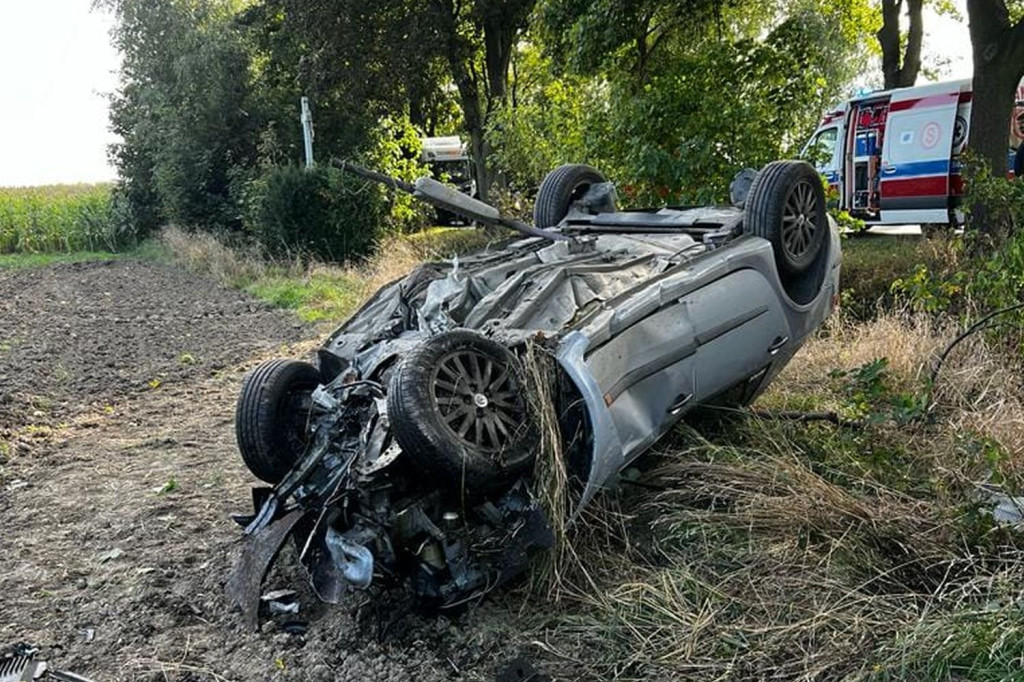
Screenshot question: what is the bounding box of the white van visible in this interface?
[421,136,477,226]
[804,78,1024,227]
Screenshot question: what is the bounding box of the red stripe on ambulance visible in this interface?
[890,93,959,112]
[881,176,947,198]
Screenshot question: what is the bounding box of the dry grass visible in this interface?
[158,225,503,323]
[521,344,573,597]
[502,309,1024,681]
[159,225,271,284]
[768,310,1024,464]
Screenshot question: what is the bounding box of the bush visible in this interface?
[890,159,1024,353]
[244,165,387,262]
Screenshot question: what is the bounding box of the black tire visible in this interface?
[387,330,538,493]
[235,359,320,484]
[744,160,828,278]
[533,164,607,228]
[1015,142,1023,179]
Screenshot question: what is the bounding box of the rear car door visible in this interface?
[687,268,790,403]
[879,83,961,219]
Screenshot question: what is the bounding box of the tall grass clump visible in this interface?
[158,224,504,323]
[0,184,134,253]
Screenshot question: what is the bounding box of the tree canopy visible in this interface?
[110,0,1024,249]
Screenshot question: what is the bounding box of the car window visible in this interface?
[805,128,838,169]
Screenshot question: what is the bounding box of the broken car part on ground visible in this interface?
[227,160,842,629]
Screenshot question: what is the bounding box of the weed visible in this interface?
[839,234,936,319]
[155,477,179,495]
[830,358,928,423]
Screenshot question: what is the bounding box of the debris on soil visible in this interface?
[1,643,99,682]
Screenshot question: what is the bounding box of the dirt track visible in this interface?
[0,261,526,681]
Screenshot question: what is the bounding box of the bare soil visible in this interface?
[0,260,525,682]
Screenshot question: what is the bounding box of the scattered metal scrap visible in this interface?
[1,645,97,682]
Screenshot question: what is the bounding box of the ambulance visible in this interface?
[803,78,1024,228]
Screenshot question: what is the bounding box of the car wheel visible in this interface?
[534,164,608,228]
[235,359,320,484]
[744,160,828,278]
[1015,142,1024,179]
[387,330,538,493]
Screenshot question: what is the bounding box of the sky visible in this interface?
[0,0,975,188]
[0,1,119,187]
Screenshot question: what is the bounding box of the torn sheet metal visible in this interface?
[1,645,99,682]
[227,509,308,632]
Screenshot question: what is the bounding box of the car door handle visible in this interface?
[881,165,896,174]
[668,393,693,415]
[768,336,789,356]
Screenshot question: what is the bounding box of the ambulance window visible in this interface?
[806,128,838,168]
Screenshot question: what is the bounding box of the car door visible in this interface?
[686,268,790,403]
[879,83,961,220]
[583,300,697,457]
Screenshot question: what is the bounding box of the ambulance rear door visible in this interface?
[879,81,963,224]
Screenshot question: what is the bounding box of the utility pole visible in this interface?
[301,97,315,168]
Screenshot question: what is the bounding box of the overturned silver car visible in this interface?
[227,160,841,628]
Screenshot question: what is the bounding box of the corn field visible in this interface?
[0,184,125,253]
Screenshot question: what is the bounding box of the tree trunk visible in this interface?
[451,60,492,202]
[901,0,923,86]
[970,67,1018,177]
[877,0,923,89]
[431,0,535,202]
[966,0,1024,176]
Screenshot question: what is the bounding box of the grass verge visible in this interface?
[839,231,949,319]
[157,225,504,323]
[0,241,169,269]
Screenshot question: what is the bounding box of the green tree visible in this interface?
[105,0,258,233]
[514,0,876,202]
[254,0,537,201]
